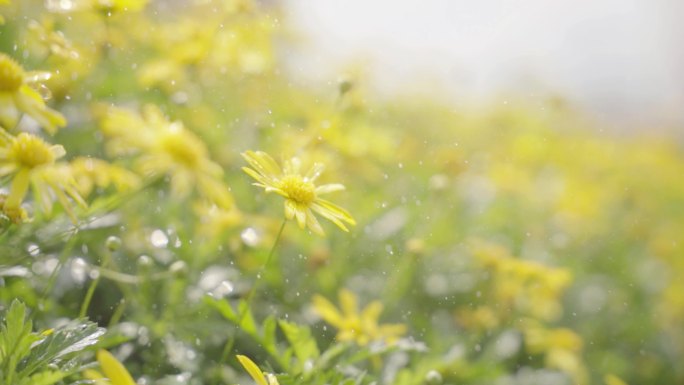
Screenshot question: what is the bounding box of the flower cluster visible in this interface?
[312,288,406,346]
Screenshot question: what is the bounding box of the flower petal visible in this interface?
[15,86,66,134]
[97,350,137,385]
[294,204,307,228]
[284,199,296,219]
[315,183,345,195]
[305,162,324,182]
[315,198,356,225]
[339,289,358,318]
[305,208,325,236]
[236,355,269,385]
[312,295,344,327]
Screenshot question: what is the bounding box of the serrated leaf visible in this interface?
[19,370,67,385]
[18,320,105,377]
[1,300,41,383]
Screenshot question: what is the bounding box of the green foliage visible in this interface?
[0,300,104,385]
[0,1,683,384]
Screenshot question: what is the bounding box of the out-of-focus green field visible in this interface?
[1,1,683,385]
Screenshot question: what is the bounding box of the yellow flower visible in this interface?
[83,349,136,385]
[312,289,406,346]
[0,131,85,222]
[236,355,280,385]
[0,53,66,134]
[604,374,628,385]
[66,156,142,197]
[27,18,80,60]
[100,104,233,208]
[46,0,149,13]
[241,150,355,236]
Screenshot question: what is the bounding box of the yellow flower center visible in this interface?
[0,54,25,92]
[159,126,204,167]
[9,133,57,169]
[279,175,316,205]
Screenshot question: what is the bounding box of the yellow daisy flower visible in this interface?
[0,53,66,134]
[83,349,136,385]
[312,289,406,346]
[0,131,85,222]
[237,354,280,385]
[241,150,355,236]
[66,156,142,197]
[101,104,233,208]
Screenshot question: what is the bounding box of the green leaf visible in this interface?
[262,315,278,357]
[204,296,237,322]
[18,319,105,377]
[0,300,41,383]
[236,301,258,335]
[279,320,319,374]
[18,370,67,385]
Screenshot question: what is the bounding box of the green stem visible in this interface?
[79,250,112,318]
[218,219,287,367]
[40,230,78,306]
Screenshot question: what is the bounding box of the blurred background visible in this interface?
[284,0,684,131]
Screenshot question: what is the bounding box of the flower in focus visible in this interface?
[241,150,355,236]
[0,131,85,222]
[83,349,136,385]
[237,354,280,385]
[312,289,406,346]
[100,104,233,208]
[0,53,66,133]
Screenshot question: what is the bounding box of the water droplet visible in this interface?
[105,235,122,251]
[169,261,187,276]
[150,229,169,248]
[212,280,234,298]
[240,227,260,247]
[27,243,40,257]
[70,258,88,284]
[45,0,75,12]
[89,269,100,279]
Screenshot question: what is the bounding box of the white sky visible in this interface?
[283,0,684,129]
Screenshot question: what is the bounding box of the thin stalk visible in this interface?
[217,219,287,367]
[79,249,112,318]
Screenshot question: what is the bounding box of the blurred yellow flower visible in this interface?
[27,18,80,60]
[0,131,85,222]
[101,104,233,208]
[47,0,149,13]
[604,374,628,385]
[524,322,587,385]
[241,150,355,236]
[471,240,572,321]
[66,156,142,197]
[83,349,136,385]
[0,53,65,134]
[237,354,280,385]
[312,289,406,346]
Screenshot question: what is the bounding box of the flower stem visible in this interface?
[79,249,112,318]
[218,219,287,367]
